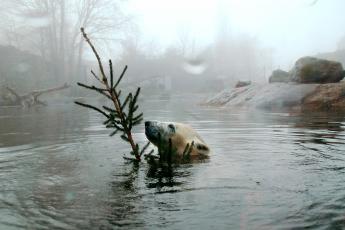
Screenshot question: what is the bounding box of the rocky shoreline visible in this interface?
[203,57,345,112]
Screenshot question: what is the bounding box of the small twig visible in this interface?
[91,70,102,83]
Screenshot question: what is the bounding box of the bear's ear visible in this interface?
[195,143,209,153]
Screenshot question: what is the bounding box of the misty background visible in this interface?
[1,0,345,96]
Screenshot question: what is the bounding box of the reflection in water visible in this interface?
[145,163,192,191]
[1,96,345,229]
[294,112,345,131]
[146,163,177,189]
[105,163,143,228]
[0,105,89,147]
[293,112,345,145]
[291,112,345,168]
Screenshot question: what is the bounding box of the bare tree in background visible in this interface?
[0,0,130,87]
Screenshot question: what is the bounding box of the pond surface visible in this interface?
[1,94,345,229]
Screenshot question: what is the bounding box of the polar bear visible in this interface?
[145,121,210,158]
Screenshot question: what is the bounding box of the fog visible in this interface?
[2,1,345,229]
[127,0,345,68]
[0,0,345,95]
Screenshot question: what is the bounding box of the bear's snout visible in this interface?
[145,121,151,127]
[145,121,159,143]
[145,120,158,128]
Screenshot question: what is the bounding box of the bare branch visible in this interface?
[81,27,107,82]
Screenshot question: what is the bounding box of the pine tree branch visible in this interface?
[77,82,111,99]
[140,142,151,157]
[77,82,106,92]
[74,101,109,118]
[121,93,132,110]
[109,129,118,136]
[109,59,114,89]
[91,70,102,83]
[114,65,127,88]
[78,28,147,161]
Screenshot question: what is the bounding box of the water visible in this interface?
[1,94,345,229]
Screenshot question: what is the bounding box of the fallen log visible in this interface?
[1,83,70,107]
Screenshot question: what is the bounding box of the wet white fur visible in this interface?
[153,122,209,156]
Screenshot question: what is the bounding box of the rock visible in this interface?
[269,69,291,83]
[203,82,345,112]
[204,86,250,106]
[302,82,345,111]
[241,83,319,110]
[203,56,345,112]
[235,80,251,88]
[291,57,345,84]
[204,83,318,110]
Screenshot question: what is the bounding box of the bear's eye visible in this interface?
[168,124,175,133]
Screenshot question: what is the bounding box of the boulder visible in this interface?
[269,69,291,83]
[291,57,345,84]
[302,82,345,111]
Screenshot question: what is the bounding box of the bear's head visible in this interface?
[145,120,209,157]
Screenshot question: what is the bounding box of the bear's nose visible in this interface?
[145,121,151,127]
